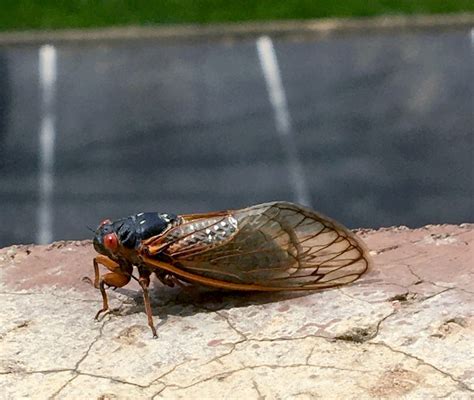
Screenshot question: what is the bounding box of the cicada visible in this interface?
[86,202,372,337]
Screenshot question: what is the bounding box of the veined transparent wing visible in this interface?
[141,202,371,290]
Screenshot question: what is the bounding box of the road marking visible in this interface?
[37,45,57,244]
[256,36,311,207]
[470,28,474,46]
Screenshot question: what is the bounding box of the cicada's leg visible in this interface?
[82,254,121,288]
[95,270,132,320]
[84,255,132,320]
[154,271,173,287]
[138,268,157,338]
[157,273,193,292]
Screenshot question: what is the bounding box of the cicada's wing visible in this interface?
[140,202,372,291]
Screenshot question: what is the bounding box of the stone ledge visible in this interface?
[0,224,473,399]
[0,13,473,46]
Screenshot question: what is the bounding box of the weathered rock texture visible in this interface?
[1,225,473,399]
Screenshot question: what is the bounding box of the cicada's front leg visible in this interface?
[83,255,133,320]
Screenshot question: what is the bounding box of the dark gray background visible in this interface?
[0,29,472,246]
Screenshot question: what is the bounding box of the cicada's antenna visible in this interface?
[86,225,95,233]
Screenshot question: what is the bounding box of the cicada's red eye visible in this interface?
[103,233,118,252]
[100,219,112,227]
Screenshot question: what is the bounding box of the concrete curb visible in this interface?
[1,224,473,398]
[0,13,473,46]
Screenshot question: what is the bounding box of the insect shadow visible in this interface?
[112,278,312,329]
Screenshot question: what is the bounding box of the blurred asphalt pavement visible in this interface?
[0,28,473,246]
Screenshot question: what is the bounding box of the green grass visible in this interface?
[0,0,473,31]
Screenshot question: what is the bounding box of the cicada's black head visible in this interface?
[93,212,178,258]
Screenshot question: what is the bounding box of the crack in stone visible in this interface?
[151,385,168,399]
[77,371,149,388]
[1,368,148,389]
[200,336,248,370]
[158,362,372,393]
[192,302,248,342]
[403,264,468,299]
[214,310,248,341]
[405,265,424,284]
[373,244,400,254]
[184,305,250,365]
[0,368,72,376]
[337,288,373,304]
[151,306,254,398]
[0,321,32,340]
[49,373,79,399]
[73,320,107,372]
[152,360,190,384]
[252,378,265,400]
[150,311,251,398]
[368,342,473,393]
[23,319,151,398]
[305,344,316,365]
[147,359,191,398]
[248,333,338,344]
[373,310,397,337]
[419,287,453,301]
[335,309,397,343]
[181,306,249,369]
[152,335,338,395]
[415,281,473,297]
[389,286,453,307]
[49,319,108,398]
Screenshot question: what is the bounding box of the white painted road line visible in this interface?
[37,45,57,244]
[256,36,311,207]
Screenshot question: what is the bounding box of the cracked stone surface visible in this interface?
[0,224,473,399]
